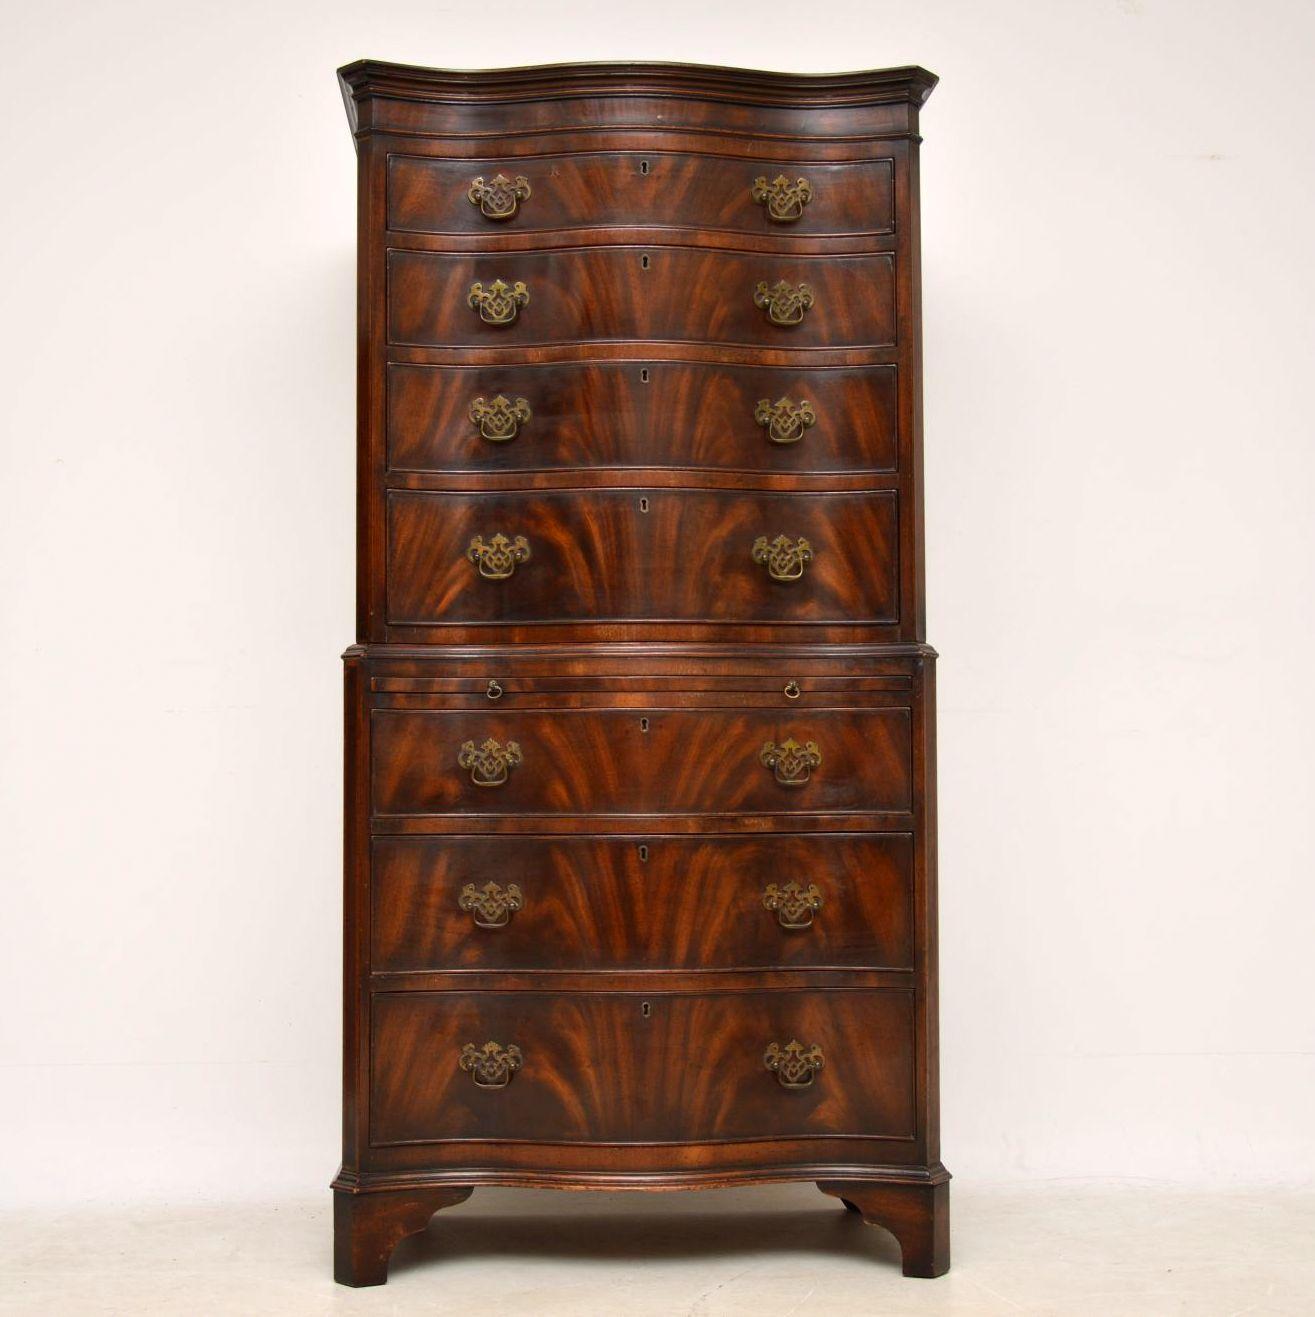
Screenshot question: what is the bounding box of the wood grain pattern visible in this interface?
[333,1185,472,1287]
[387,361,898,475]
[339,60,937,143]
[388,248,895,350]
[338,57,946,1286]
[385,488,898,626]
[370,989,915,1145]
[818,1178,950,1277]
[388,150,895,237]
[371,833,914,973]
[371,704,912,818]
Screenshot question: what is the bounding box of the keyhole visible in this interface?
[640,368,650,383]
[641,1001,652,1018]
[640,159,650,175]
[638,844,649,863]
[640,253,650,270]
[640,717,650,733]
[639,497,649,513]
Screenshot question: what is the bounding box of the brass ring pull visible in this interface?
[752,535,813,582]
[753,279,814,327]
[762,881,823,930]
[783,681,801,700]
[764,1040,824,1088]
[467,173,531,221]
[469,395,531,442]
[467,533,531,580]
[458,737,523,787]
[751,174,813,222]
[459,1041,523,1088]
[458,881,524,928]
[468,278,529,325]
[760,738,822,787]
[755,397,817,445]
[486,679,503,701]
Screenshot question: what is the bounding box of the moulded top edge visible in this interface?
[337,58,938,126]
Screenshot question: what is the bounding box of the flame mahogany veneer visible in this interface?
[334,59,948,1287]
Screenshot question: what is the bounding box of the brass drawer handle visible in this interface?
[459,881,524,928]
[458,737,523,787]
[751,174,813,222]
[468,278,529,325]
[469,395,531,442]
[467,532,531,580]
[760,738,822,787]
[764,1040,824,1088]
[752,534,813,582]
[754,279,814,326]
[467,172,531,221]
[754,397,817,445]
[762,881,823,930]
[459,1041,523,1089]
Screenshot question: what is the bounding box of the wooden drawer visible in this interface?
[385,488,898,627]
[371,703,912,818]
[388,248,895,350]
[370,988,915,1145]
[372,833,913,973]
[388,361,897,475]
[387,150,895,238]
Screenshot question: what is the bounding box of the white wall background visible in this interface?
[2,0,1312,1206]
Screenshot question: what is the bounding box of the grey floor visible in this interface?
[2,1182,1312,1315]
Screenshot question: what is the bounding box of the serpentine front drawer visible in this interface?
[387,361,899,476]
[384,488,899,629]
[387,248,896,349]
[370,702,912,819]
[369,988,916,1146]
[371,832,915,973]
[388,150,895,237]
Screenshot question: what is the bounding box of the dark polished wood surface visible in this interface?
[371,703,912,818]
[336,59,945,1287]
[385,488,898,627]
[371,988,915,1145]
[387,360,899,475]
[388,248,896,350]
[371,832,914,973]
[389,150,896,238]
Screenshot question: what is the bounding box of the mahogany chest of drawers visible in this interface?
[334,59,948,1286]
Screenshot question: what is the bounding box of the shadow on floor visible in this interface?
[389,1184,903,1277]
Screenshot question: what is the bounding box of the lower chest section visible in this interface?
[349,650,932,1159]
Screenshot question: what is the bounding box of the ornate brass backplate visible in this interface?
[760,738,822,787]
[468,278,530,325]
[753,279,815,326]
[762,881,824,930]
[764,1040,825,1088]
[754,397,817,445]
[457,737,523,787]
[467,173,531,221]
[459,1041,524,1089]
[751,534,813,582]
[751,174,813,222]
[469,395,532,442]
[467,532,531,579]
[458,881,525,928]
